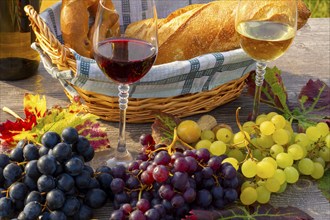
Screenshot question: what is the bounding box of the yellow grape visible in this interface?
[256,134,274,149]
[256,161,275,179]
[316,122,329,138]
[276,152,293,169]
[240,187,257,205]
[287,144,304,160]
[256,186,271,204]
[260,121,276,135]
[266,112,278,120]
[209,140,227,156]
[294,133,311,148]
[241,181,257,191]
[272,129,290,145]
[265,177,281,192]
[242,121,256,134]
[325,134,330,148]
[262,157,277,170]
[306,126,321,142]
[311,162,324,179]
[276,182,287,193]
[216,128,233,143]
[255,114,268,125]
[177,120,201,144]
[241,159,257,178]
[298,158,314,175]
[232,131,250,148]
[271,114,286,129]
[222,157,239,170]
[252,148,264,161]
[270,144,284,158]
[195,139,212,150]
[284,166,299,184]
[227,149,245,162]
[319,147,330,162]
[200,129,215,142]
[313,157,326,168]
[273,169,286,185]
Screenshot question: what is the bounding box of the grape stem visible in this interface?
[167,128,195,155]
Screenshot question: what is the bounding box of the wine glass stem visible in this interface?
[117,83,129,156]
[252,61,267,120]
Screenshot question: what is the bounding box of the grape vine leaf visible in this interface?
[317,169,330,202]
[185,204,313,220]
[151,111,181,145]
[246,67,330,130]
[0,93,110,152]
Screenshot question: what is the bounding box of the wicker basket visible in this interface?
[24,4,254,123]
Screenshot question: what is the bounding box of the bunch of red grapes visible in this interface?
[109,134,241,220]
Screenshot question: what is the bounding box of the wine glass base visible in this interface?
[106,150,134,168]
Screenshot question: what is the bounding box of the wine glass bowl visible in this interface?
[93,0,158,167]
[235,0,297,119]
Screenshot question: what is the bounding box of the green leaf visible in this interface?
[318,169,330,201]
[151,112,181,145]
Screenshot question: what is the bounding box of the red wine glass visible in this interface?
[93,0,158,167]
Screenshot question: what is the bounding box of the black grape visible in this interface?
[41,131,61,149]
[61,127,79,144]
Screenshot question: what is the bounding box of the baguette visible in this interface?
[128,0,311,65]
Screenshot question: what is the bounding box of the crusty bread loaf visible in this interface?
[128,0,311,65]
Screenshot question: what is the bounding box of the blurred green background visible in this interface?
[304,0,329,18]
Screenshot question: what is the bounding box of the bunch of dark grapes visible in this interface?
[109,134,240,220]
[0,127,109,220]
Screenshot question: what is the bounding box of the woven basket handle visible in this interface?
[24,5,77,73]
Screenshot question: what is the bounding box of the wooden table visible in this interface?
[1,18,329,219]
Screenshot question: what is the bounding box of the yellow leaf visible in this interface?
[24,93,47,118]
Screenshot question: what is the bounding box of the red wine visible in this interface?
[94,38,157,84]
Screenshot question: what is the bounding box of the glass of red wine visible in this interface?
[93,0,158,167]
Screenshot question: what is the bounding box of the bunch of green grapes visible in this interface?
[183,112,330,206]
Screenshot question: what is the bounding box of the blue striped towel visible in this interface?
[38,1,255,98]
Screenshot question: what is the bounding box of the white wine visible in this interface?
[236,21,295,61]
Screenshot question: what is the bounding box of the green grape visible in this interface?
[222,157,239,170]
[284,166,299,184]
[227,148,245,162]
[325,134,330,148]
[287,144,304,160]
[270,144,284,158]
[262,157,277,170]
[272,129,290,145]
[266,112,278,120]
[265,177,281,192]
[177,120,201,143]
[271,114,286,129]
[284,121,294,137]
[276,152,293,169]
[195,139,212,150]
[240,187,257,205]
[313,157,326,167]
[242,121,256,134]
[260,121,276,136]
[319,147,330,162]
[256,161,275,179]
[241,159,257,178]
[216,127,233,143]
[306,126,321,142]
[276,182,287,193]
[256,179,266,187]
[209,140,226,156]
[316,122,329,138]
[256,114,268,125]
[256,186,271,204]
[252,148,264,161]
[273,169,286,185]
[311,162,324,179]
[298,158,314,175]
[256,134,274,149]
[294,133,311,148]
[200,129,215,142]
[241,181,256,191]
[232,131,250,148]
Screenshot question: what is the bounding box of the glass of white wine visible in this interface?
[235,0,297,120]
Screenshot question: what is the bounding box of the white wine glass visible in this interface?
[93,0,158,167]
[235,0,297,120]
